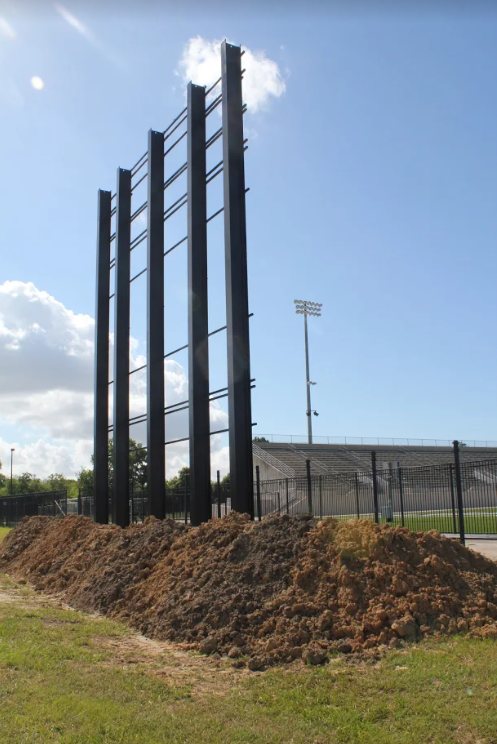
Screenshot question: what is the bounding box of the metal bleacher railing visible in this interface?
[255,435,497,448]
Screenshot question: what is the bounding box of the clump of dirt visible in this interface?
[1,514,497,669]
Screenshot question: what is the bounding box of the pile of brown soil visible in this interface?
[0,515,187,614]
[1,514,497,669]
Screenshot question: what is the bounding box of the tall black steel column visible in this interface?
[187,83,211,526]
[221,41,254,518]
[113,168,131,528]
[94,190,111,524]
[147,130,166,520]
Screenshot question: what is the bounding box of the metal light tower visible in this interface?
[294,300,322,444]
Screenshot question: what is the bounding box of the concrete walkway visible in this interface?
[466,539,497,561]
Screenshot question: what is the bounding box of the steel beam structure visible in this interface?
[94,190,112,524]
[187,83,211,526]
[94,43,254,526]
[147,130,166,519]
[113,168,132,528]
[221,41,254,518]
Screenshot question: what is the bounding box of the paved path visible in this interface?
[466,539,497,561]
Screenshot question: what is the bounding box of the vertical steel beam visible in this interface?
[147,130,166,520]
[187,83,211,526]
[94,190,111,524]
[113,168,132,528]
[221,41,253,518]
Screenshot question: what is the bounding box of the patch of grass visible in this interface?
[0,527,11,544]
[1,575,497,743]
[331,511,497,535]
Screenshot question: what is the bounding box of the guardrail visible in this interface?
[255,436,497,448]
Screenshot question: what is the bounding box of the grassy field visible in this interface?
[1,574,497,743]
[0,527,11,544]
[328,509,497,536]
[398,512,496,535]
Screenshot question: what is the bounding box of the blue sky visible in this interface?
[1,2,496,478]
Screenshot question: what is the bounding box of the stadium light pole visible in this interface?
[10,448,14,495]
[294,300,322,444]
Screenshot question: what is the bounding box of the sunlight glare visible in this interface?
[0,17,16,40]
[54,3,89,37]
[31,77,45,91]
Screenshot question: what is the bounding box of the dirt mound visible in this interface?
[0,515,187,614]
[1,514,497,668]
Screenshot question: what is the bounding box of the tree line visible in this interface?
[0,438,230,498]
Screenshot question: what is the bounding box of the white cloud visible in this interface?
[0,281,94,394]
[0,437,87,481]
[177,36,286,113]
[0,281,229,480]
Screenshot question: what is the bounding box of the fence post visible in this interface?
[255,466,262,521]
[398,465,405,527]
[306,459,313,514]
[184,474,189,525]
[354,472,360,519]
[77,489,82,516]
[371,451,379,524]
[452,441,466,545]
[449,465,457,535]
[319,475,323,520]
[286,478,289,514]
[217,470,222,519]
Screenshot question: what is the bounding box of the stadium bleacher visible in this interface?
[253,441,497,479]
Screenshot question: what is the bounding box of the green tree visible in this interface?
[166,466,190,491]
[44,473,78,498]
[253,436,269,443]
[78,438,148,493]
[16,473,43,494]
[77,467,94,493]
[0,459,6,491]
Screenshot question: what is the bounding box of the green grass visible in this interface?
[329,509,497,535]
[0,527,11,544]
[1,574,497,743]
[399,513,496,535]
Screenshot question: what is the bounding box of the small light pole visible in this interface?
[294,300,322,444]
[10,448,15,495]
